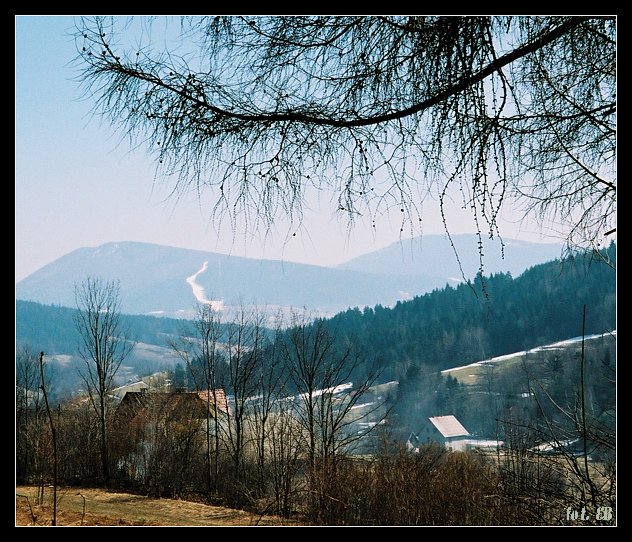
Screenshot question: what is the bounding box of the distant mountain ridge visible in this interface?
[15,236,564,317]
[337,234,564,278]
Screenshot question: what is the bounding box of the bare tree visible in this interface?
[16,343,41,483]
[220,305,266,495]
[136,393,207,498]
[74,276,133,484]
[72,16,615,266]
[56,400,101,484]
[266,403,303,518]
[16,343,56,503]
[168,302,224,494]
[38,352,57,525]
[247,310,290,500]
[498,312,616,524]
[279,312,384,520]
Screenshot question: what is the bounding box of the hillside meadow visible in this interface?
[16,485,304,527]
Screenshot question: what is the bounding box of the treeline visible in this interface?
[16,301,274,358]
[16,300,190,354]
[323,245,616,381]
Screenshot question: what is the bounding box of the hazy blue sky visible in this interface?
[15,15,561,283]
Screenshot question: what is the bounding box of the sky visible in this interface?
[15,15,563,284]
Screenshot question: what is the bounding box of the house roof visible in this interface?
[116,389,228,427]
[428,415,470,438]
[196,389,229,414]
[111,380,150,399]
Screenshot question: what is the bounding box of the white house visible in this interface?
[411,415,471,452]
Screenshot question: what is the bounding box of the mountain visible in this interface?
[15,241,422,317]
[16,236,564,317]
[337,233,564,279]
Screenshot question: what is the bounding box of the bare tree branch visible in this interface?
[71,15,616,257]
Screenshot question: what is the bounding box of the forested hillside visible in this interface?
[323,245,616,382]
[15,300,191,355]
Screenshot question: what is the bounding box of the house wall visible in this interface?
[445,438,469,452]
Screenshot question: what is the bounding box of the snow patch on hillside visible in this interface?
[186,261,224,310]
[442,330,616,375]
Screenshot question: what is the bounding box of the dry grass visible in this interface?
[15,486,305,527]
[445,356,523,386]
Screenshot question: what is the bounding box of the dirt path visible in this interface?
[16,486,303,526]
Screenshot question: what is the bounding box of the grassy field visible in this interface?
[15,485,304,527]
[443,355,524,386]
